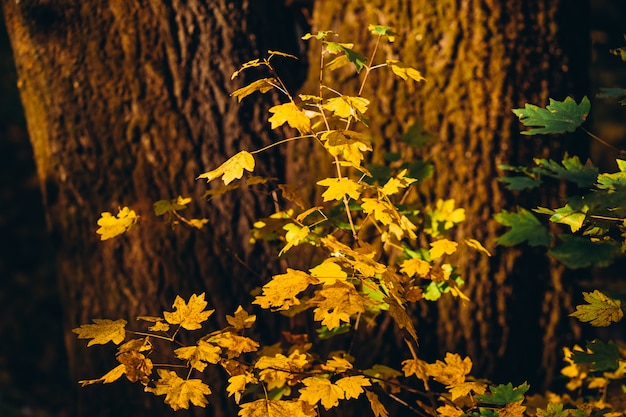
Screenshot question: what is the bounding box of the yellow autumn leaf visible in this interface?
[322,130,372,166]
[400,258,431,277]
[197,151,255,185]
[321,356,353,373]
[335,376,371,399]
[436,404,464,417]
[231,77,277,102]
[447,381,487,400]
[78,364,126,386]
[96,207,138,240]
[207,331,259,358]
[226,306,256,330]
[146,369,211,410]
[163,293,214,330]
[499,401,526,417]
[401,358,430,389]
[428,353,473,386]
[268,102,311,133]
[255,351,309,387]
[429,239,458,259]
[299,377,344,410]
[381,169,416,196]
[253,268,318,311]
[227,372,258,404]
[188,218,209,229]
[569,290,624,327]
[322,96,370,118]
[309,259,348,285]
[317,177,362,202]
[312,282,366,329]
[116,351,152,383]
[238,399,316,417]
[280,225,311,256]
[174,340,221,372]
[386,60,426,82]
[361,198,395,225]
[279,184,308,209]
[73,319,127,346]
[231,58,263,79]
[366,391,389,417]
[465,238,492,256]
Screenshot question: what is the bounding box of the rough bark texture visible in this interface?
[2,1,304,416]
[294,0,590,387]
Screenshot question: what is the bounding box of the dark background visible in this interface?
[0,2,625,416]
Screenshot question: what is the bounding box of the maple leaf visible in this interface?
[448,381,487,400]
[117,351,153,383]
[362,198,396,225]
[174,340,221,372]
[494,208,550,247]
[512,96,590,135]
[499,400,527,417]
[197,151,255,185]
[436,404,464,417]
[428,353,473,386]
[299,377,344,410]
[96,207,138,240]
[402,358,430,388]
[73,319,127,346]
[400,258,431,278]
[312,282,366,329]
[322,130,372,166]
[381,169,416,196]
[253,269,318,311]
[386,60,425,82]
[366,391,389,417]
[255,351,309,386]
[238,399,315,417]
[322,97,370,119]
[227,372,258,404]
[426,199,465,237]
[369,24,397,41]
[570,339,619,371]
[231,78,277,102]
[476,382,529,405]
[154,195,191,216]
[226,305,257,330]
[163,293,214,330]
[317,177,362,202]
[335,376,371,399]
[137,316,170,332]
[536,403,570,417]
[79,364,126,386]
[208,332,259,358]
[569,290,623,327]
[429,239,458,259]
[146,369,211,410]
[280,225,310,256]
[309,259,348,285]
[268,102,311,133]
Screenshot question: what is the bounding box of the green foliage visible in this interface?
[512,96,590,135]
[570,340,620,372]
[494,208,550,247]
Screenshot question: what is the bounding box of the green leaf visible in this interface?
[535,203,588,233]
[512,96,590,135]
[316,323,351,340]
[476,382,529,405]
[596,159,626,189]
[549,235,619,269]
[325,42,367,73]
[570,290,623,327]
[536,403,570,417]
[570,340,620,371]
[401,121,437,148]
[498,175,542,191]
[368,24,397,42]
[494,208,550,247]
[534,154,599,188]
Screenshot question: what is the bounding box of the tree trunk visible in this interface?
[2,1,304,416]
[294,0,590,388]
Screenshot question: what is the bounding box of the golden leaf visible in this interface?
[465,238,492,256]
[361,198,395,225]
[401,358,430,389]
[366,391,389,417]
[238,399,315,417]
[335,376,371,399]
[279,184,308,209]
[400,258,431,278]
[570,290,624,327]
[73,319,127,346]
[321,357,353,373]
[174,340,221,372]
[309,259,348,285]
[255,351,309,387]
[429,239,458,260]
[163,293,214,330]
[116,351,152,383]
[435,404,464,417]
[197,151,255,185]
[447,381,487,400]
[299,377,344,410]
[322,130,372,166]
[231,78,277,102]
[78,364,126,387]
[96,207,138,240]
[381,169,416,196]
[311,282,366,330]
[227,372,258,404]
[268,102,311,133]
[322,96,370,118]
[226,305,257,330]
[428,353,472,386]
[316,177,362,202]
[499,401,526,417]
[146,369,211,410]
[386,60,425,82]
[280,225,311,256]
[253,269,318,311]
[208,331,259,358]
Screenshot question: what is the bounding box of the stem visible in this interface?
[589,214,625,222]
[127,330,176,342]
[582,127,626,156]
[250,134,317,155]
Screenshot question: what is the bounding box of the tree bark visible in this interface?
[294,0,590,388]
[2,1,304,416]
